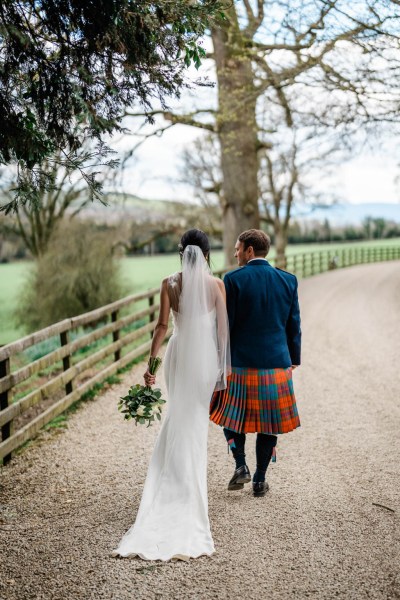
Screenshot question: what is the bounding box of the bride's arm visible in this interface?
[214,278,231,390]
[214,278,228,344]
[143,278,170,385]
[215,278,226,305]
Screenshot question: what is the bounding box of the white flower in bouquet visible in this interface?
[136,405,146,417]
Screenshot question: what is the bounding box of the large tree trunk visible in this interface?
[274,225,288,269]
[212,18,260,266]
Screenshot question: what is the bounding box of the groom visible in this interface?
[210,229,301,497]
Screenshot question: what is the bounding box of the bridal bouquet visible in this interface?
[118,357,166,427]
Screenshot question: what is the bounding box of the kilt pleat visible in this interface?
[210,367,300,435]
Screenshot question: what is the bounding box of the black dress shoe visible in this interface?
[252,481,270,497]
[228,465,251,491]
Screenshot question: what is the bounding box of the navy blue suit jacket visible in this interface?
[224,259,301,369]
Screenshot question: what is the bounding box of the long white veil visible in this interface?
[171,244,230,399]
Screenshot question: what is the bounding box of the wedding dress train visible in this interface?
[112,246,230,561]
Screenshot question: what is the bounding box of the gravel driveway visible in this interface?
[1,261,399,600]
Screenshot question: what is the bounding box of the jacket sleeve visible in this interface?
[224,274,236,334]
[286,278,301,365]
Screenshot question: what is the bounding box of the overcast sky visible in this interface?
[109,126,399,205]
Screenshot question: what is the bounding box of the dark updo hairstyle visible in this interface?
[178,229,210,265]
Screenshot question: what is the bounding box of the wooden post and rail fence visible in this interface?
[1,244,399,465]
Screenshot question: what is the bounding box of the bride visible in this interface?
[112,229,230,561]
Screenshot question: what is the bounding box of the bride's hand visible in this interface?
[144,370,156,386]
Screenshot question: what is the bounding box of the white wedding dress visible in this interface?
[112,245,230,561]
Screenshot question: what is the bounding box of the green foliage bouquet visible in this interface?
[118,357,166,426]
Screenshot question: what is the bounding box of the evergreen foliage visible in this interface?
[0,0,224,210]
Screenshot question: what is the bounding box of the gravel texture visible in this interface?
[0,261,399,600]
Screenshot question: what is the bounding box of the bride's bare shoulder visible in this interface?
[213,276,225,292]
[210,276,225,298]
[164,272,181,284]
[162,272,182,294]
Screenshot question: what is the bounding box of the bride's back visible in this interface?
[167,271,220,316]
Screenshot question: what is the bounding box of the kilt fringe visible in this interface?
[210,367,300,435]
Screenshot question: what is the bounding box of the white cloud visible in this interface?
[338,155,399,204]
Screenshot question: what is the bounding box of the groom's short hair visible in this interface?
[238,229,271,256]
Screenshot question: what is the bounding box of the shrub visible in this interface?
[15,220,126,332]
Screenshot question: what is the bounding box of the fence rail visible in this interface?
[215,244,400,279]
[285,244,400,278]
[1,244,400,464]
[0,287,166,464]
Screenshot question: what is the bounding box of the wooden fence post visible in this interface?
[0,357,12,464]
[292,256,296,274]
[291,255,297,276]
[111,310,120,362]
[310,252,314,276]
[60,331,73,395]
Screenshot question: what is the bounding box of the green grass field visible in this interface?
[0,262,31,345]
[1,238,400,345]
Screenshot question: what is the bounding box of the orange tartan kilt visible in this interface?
[210,367,300,435]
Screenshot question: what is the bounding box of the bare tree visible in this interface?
[180,134,224,216]
[127,1,400,264]
[0,144,117,257]
[183,121,340,266]
[258,104,342,265]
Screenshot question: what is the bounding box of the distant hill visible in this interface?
[4,189,398,227]
[76,193,193,224]
[82,196,400,227]
[295,202,400,225]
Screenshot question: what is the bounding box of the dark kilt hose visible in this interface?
[210,259,302,468]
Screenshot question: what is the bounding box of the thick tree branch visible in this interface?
[242,0,255,24]
[163,112,217,132]
[243,0,264,37]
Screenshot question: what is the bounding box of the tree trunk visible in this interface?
[274,226,288,269]
[16,207,58,258]
[212,19,260,266]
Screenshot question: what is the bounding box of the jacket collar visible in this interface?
[246,259,271,267]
